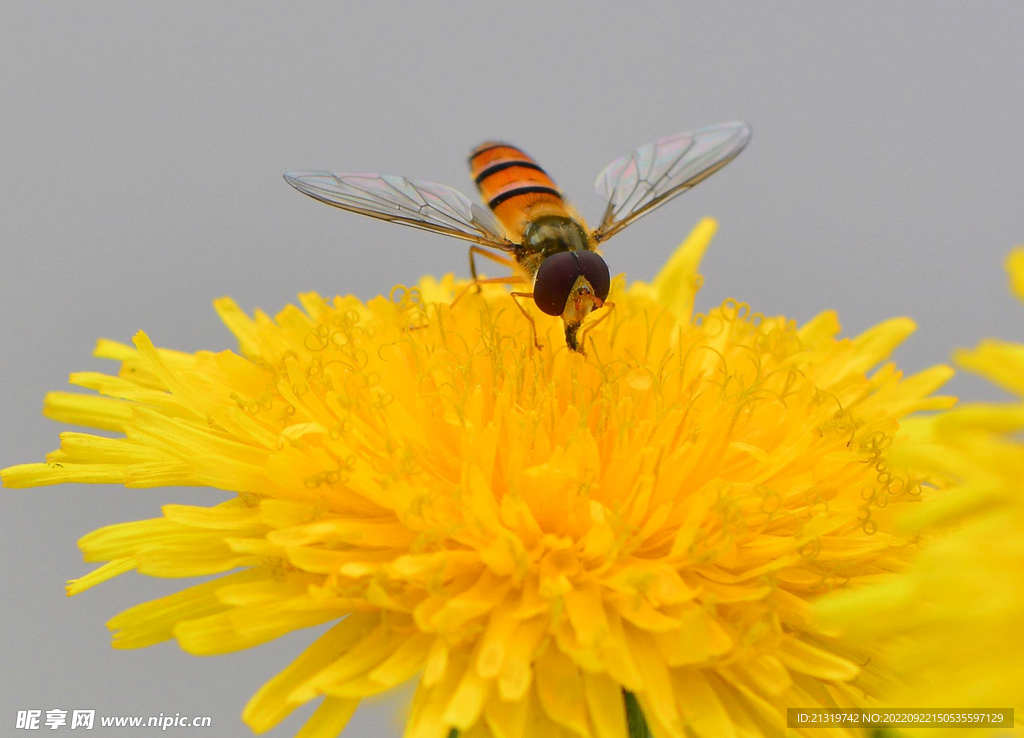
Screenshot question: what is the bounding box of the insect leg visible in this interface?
[510,292,544,351]
[469,246,517,293]
[451,275,527,309]
[577,302,616,354]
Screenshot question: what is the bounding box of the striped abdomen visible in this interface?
[469,142,569,240]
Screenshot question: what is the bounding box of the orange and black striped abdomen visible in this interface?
[469,142,567,238]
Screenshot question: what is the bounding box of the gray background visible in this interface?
[2,2,1022,736]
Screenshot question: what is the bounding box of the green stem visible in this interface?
[624,690,652,738]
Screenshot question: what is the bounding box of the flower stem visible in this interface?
[624,691,652,738]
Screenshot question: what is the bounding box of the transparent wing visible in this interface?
[592,122,751,243]
[284,171,515,250]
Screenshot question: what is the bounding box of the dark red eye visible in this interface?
[533,251,581,316]
[576,251,610,301]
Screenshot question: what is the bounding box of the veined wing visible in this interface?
[591,122,751,243]
[284,171,515,250]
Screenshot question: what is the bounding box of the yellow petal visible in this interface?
[212,296,262,357]
[955,339,1024,397]
[161,502,266,531]
[287,621,393,702]
[293,696,359,738]
[651,605,732,665]
[242,613,379,732]
[497,617,547,701]
[625,630,682,738]
[581,671,628,738]
[475,601,519,678]
[730,654,791,696]
[368,632,434,688]
[66,558,136,595]
[563,583,610,646]
[405,655,464,738]
[42,391,133,432]
[1,461,126,488]
[846,317,916,376]
[534,644,590,738]
[108,568,266,649]
[484,692,531,738]
[1007,246,1024,302]
[797,310,841,347]
[650,217,717,325]
[442,661,489,730]
[609,594,683,632]
[673,670,736,738]
[776,637,860,680]
[175,601,341,656]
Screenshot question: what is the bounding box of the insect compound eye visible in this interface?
[533,251,582,316]
[575,251,610,302]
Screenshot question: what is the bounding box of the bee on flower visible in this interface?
[284,123,750,353]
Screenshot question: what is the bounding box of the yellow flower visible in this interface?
[817,247,1024,732]
[2,219,957,738]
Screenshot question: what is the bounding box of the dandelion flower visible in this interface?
[2,218,957,738]
[817,247,1024,732]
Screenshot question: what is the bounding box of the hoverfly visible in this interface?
[285,121,750,352]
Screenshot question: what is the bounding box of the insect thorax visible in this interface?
[521,215,590,259]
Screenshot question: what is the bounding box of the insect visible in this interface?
[285,121,751,353]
